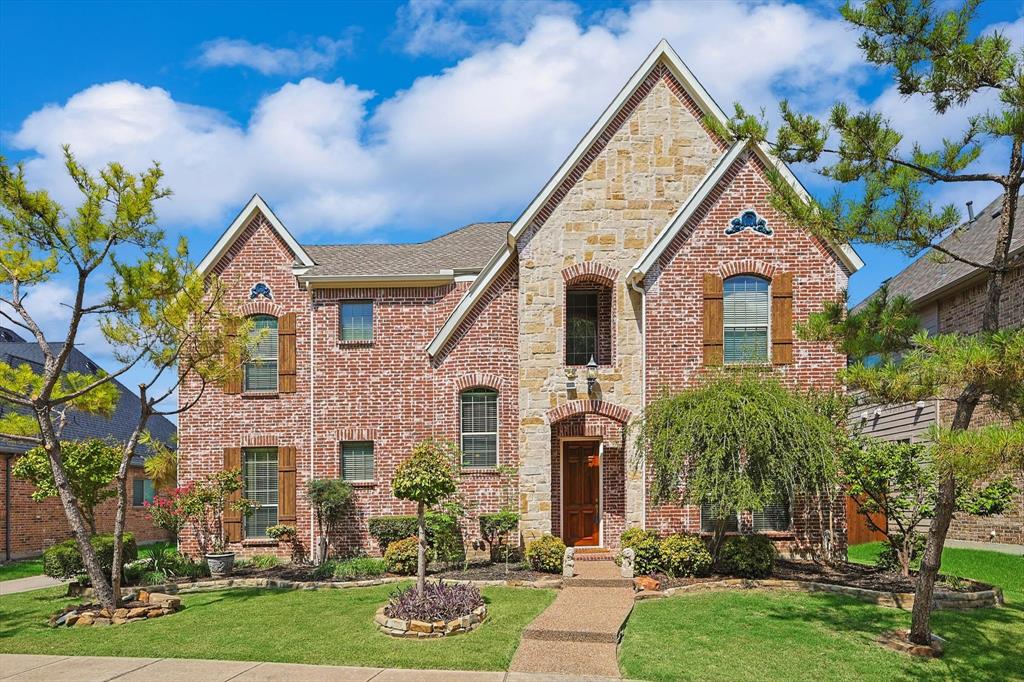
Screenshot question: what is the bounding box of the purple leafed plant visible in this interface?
[383,581,484,622]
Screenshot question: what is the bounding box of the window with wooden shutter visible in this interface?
[278,312,297,393]
[723,275,770,364]
[771,272,794,365]
[243,447,278,537]
[278,445,296,524]
[223,447,243,542]
[702,274,724,365]
[244,315,278,392]
[341,441,374,482]
[461,389,498,468]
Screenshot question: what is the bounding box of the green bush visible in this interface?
[659,534,713,578]
[877,533,927,573]
[368,513,463,558]
[384,537,420,575]
[174,556,210,580]
[621,527,661,575]
[717,535,777,578]
[525,535,565,573]
[236,553,280,570]
[322,556,388,580]
[42,533,138,581]
[480,510,520,561]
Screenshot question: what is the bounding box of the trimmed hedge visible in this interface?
[368,513,464,564]
[384,537,420,576]
[717,534,777,578]
[525,535,565,573]
[42,533,138,581]
[621,527,661,575]
[659,534,713,578]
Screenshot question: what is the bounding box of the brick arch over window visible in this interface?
[239,299,285,318]
[454,372,505,392]
[545,399,632,425]
[717,259,779,280]
[561,262,619,288]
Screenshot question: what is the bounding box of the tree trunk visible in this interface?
[417,501,427,596]
[110,464,131,609]
[710,515,729,561]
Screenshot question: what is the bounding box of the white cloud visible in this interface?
[195,36,353,75]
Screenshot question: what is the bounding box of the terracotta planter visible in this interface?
[205,552,235,578]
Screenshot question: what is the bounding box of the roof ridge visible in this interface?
[301,220,512,249]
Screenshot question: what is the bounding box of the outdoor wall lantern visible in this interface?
[586,355,599,393]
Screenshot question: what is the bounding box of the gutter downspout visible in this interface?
[309,291,316,563]
[629,278,646,530]
[4,454,11,562]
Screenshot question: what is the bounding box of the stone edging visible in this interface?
[374,605,487,638]
[86,575,563,598]
[639,577,1004,611]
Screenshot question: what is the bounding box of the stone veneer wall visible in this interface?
[514,61,725,543]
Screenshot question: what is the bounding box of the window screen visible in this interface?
[566,290,598,365]
[244,315,278,392]
[341,441,374,481]
[723,276,770,364]
[243,448,278,537]
[341,301,373,342]
[132,479,155,506]
[752,503,791,532]
[700,502,739,533]
[461,389,497,468]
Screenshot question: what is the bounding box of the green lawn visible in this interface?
[0,583,555,671]
[620,545,1024,682]
[0,558,44,581]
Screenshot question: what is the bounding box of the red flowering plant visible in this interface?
[144,484,191,542]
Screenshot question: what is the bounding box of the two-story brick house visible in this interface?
[179,41,863,560]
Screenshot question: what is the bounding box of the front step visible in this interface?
[565,576,633,588]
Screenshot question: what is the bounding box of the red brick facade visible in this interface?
[1,457,167,560]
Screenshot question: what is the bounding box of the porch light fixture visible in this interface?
[586,355,599,393]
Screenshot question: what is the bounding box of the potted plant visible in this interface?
[179,470,259,577]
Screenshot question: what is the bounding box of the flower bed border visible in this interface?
[636,577,1003,611]
[374,604,487,638]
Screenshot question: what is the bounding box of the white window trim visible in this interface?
[459,388,499,469]
[244,315,279,393]
[723,275,771,366]
[243,447,279,538]
[340,300,374,343]
[340,441,375,483]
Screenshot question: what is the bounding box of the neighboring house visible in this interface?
[179,41,863,561]
[851,194,1024,547]
[0,327,177,561]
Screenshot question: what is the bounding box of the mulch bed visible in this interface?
[650,560,991,593]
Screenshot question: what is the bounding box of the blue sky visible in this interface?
[1,0,1021,411]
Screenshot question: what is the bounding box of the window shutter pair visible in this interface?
[223,312,297,394]
[702,273,793,366]
[222,445,296,542]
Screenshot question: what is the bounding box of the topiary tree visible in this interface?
[632,373,846,560]
[13,438,120,535]
[391,439,459,595]
[307,478,354,564]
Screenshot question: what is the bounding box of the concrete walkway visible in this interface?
[0,655,628,682]
[510,558,634,678]
[946,539,1023,556]
[0,576,65,596]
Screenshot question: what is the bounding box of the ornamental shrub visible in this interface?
[368,514,459,554]
[525,535,565,573]
[384,537,420,575]
[877,532,927,574]
[479,510,520,561]
[42,533,138,581]
[716,534,776,578]
[620,527,661,575]
[265,524,296,541]
[321,556,387,580]
[384,581,484,622]
[659,534,713,578]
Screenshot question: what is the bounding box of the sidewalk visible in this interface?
[0,576,65,596]
[0,655,629,681]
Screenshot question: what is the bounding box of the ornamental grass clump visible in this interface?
[384,581,483,622]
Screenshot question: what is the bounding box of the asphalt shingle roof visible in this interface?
[302,221,511,277]
[854,194,1024,310]
[0,329,176,464]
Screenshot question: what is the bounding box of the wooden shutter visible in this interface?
[771,272,794,365]
[278,313,297,393]
[278,446,296,523]
[223,447,242,543]
[703,274,724,366]
[224,319,242,394]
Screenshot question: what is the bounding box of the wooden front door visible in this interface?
[563,441,600,547]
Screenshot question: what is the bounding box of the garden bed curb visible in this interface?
[373,605,487,638]
[639,577,1003,611]
[80,575,563,598]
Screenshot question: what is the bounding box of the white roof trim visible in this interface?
[197,194,314,276]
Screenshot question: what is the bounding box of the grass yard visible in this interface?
[0,583,555,671]
[0,558,44,582]
[620,545,1024,682]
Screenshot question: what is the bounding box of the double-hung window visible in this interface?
[340,301,373,342]
[566,290,599,365]
[752,503,791,532]
[460,389,497,468]
[244,315,278,392]
[132,479,155,506]
[243,447,278,537]
[341,441,374,482]
[723,276,770,364]
[700,503,739,533]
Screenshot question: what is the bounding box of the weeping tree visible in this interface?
[632,373,847,559]
[0,149,247,610]
[709,0,1023,645]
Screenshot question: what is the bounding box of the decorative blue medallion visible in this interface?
[249,282,273,300]
[726,210,772,237]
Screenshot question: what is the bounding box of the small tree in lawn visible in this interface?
[632,373,845,560]
[391,439,459,595]
[307,478,354,564]
[12,439,120,535]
